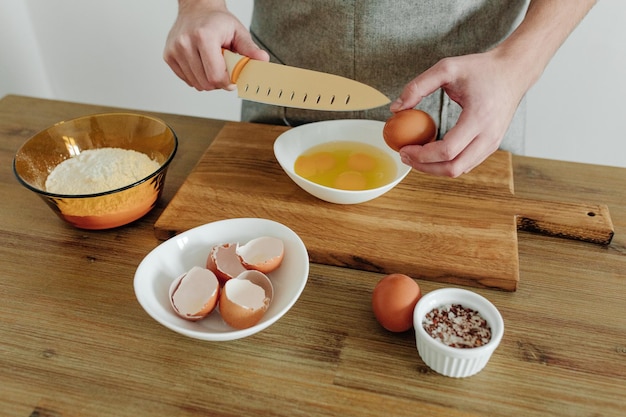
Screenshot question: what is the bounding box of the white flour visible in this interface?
[45,147,160,195]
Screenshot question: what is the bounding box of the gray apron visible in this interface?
[244,0,529,153]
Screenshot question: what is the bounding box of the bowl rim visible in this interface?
[12,112,178,198]
[273,119,411,195]
[413,287,505,355]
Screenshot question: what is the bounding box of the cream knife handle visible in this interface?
[223,49,250,83]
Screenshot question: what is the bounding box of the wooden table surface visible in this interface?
[1,95,625,417]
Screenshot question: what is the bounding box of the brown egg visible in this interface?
[219,270,274,329]
[236,236,285,274]
[383,109,437,152]
[372,274,422,332]
[169,266,220,321]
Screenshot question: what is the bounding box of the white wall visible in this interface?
[1,0,624,168]
[0,0,52,98]
[525,0,626,168]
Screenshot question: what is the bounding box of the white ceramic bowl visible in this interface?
[413,288,504,378]
[273,119,411,204]
[134,218,309,341]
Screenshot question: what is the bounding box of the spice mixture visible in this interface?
[422,304,492,348]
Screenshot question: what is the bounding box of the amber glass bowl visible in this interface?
[13,113,178,229]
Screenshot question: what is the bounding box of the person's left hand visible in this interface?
[390,50,528,177]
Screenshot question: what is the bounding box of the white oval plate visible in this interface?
[134,218,309,341]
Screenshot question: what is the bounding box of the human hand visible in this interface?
[163,0,269,91]
[390,51,526,177]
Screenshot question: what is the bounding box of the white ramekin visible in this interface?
[413,288,504,378]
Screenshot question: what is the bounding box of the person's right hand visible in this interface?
[163,0,269,91]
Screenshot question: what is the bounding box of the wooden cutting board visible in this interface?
[154,122,614,291]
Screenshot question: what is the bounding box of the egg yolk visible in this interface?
[334,171,367,190]
[347,152,377,172]
[294,151,337,178]
[294,141,396,191]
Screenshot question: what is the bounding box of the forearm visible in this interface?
[492,0,596,91]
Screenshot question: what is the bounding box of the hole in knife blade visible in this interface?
[255,86,260,94]
[266,87,271,96]
[303,93,308,102]
[290,91,295,101]
[244,84,250,92]
[316,95,321,104]
[278,90,283,98]
[330,95,335,105]
[345,95,351,105]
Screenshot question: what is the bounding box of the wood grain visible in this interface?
[1,95,625,417]
[155,122,614,291]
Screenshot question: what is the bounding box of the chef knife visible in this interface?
[223,49,390,111]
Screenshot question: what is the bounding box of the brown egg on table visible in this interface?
[169,266,220,321]
[219,270,274,329]
[236,236,285,274]
[383,109,437,152]
[372,273,422,332]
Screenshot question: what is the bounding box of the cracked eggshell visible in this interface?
[219,270,274,330]
[236,236,285,273]
[169,266,220,321]
[206,242,247,286]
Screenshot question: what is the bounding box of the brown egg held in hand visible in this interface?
[383,109,437,152]
[372,274,422,332]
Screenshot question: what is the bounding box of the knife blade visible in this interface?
[223,50,390,111]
